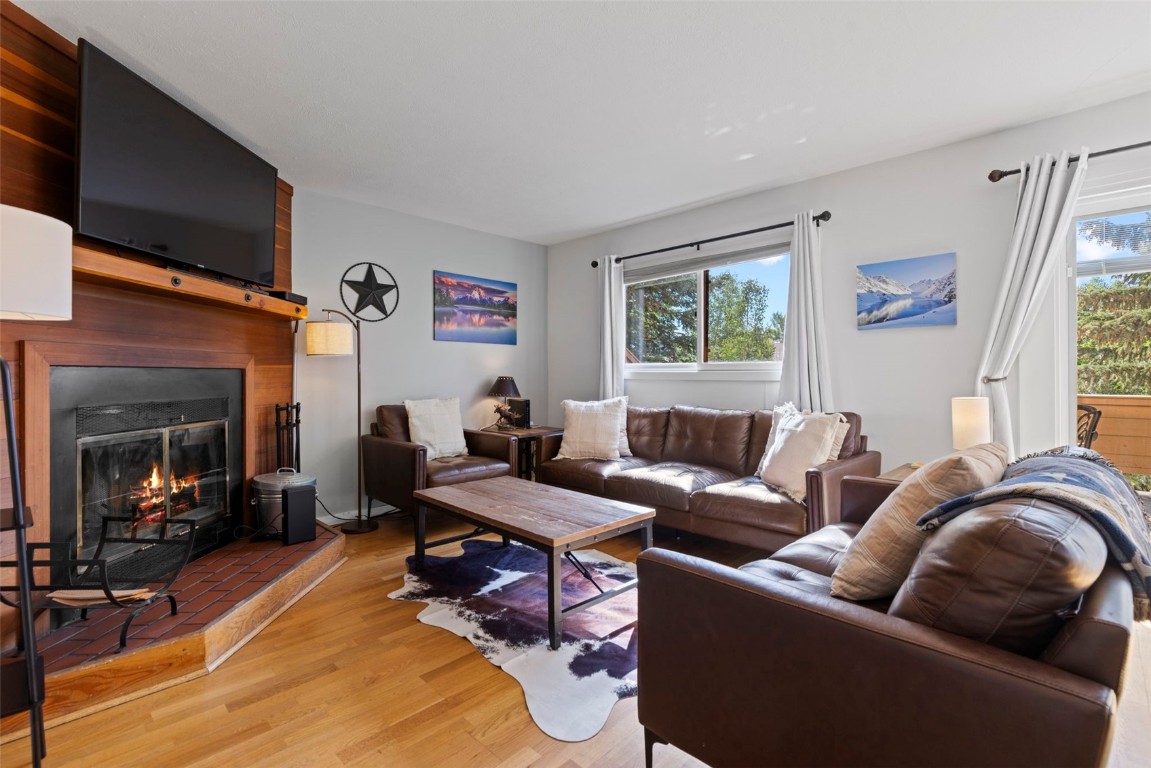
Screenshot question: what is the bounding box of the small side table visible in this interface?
[484,426,563,481]
[879,462,924,482]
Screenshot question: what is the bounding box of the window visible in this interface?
[625,246,790,368]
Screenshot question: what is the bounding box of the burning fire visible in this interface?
[131,463,199,526]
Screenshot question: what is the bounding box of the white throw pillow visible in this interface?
[756,410,843,503]
[404,397,468,460]
[556,397,628,460]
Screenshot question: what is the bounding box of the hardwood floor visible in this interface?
[1,512,1147,767]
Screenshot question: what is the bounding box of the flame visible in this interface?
[130,462,199,526]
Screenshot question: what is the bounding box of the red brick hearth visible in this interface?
[0,524,345,739]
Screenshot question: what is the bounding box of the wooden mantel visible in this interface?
[72,243,307,321]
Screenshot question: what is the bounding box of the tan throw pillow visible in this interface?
[403,397,468,460]
[826,417,851,461]
[757,410,844,503]
[556,397,628,460]
[830,442,1009,601]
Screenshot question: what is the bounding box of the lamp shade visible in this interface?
[0,204,73,321]
[952,396,991,450]
[305,320,354,356]
[488,376,520,398]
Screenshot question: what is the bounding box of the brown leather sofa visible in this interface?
[360,404,518,517]
[537,405,882,551]
[637,476,1135,768]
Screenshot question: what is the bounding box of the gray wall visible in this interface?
[293,190,547,516]
[546,93,1151,470]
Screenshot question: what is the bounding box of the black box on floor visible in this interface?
[507,398,530,428]
[281,486,316,545]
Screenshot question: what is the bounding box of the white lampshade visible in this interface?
[305,320,354,356]
[952,396,991,450]
[0,204,73,320]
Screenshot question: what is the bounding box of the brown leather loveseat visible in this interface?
[637,475,1136,768]
[537,405,882,551]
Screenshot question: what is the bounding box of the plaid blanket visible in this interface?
[917,446,1151,622]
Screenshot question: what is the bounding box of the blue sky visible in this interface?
[857,252,956,285]
[719,253,790,317]
[1075,210,1145,287]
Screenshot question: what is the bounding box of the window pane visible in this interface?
[705,253,789,362]
[1075,209,1151,396]
[626,274,697,363]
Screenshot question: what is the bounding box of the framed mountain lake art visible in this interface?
[433,270,518,344]
[856,252,957,330]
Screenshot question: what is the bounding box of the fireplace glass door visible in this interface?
[77,419,228,562]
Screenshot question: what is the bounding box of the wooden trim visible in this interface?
[0,1,77,59]
[22,341,259,528]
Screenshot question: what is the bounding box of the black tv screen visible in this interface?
[75,39,278,288]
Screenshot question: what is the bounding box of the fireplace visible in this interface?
[76,399,230,563]
[51,367,244,561]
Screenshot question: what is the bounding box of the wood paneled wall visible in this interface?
[0,0,299,647]
[1079,395,1151,476]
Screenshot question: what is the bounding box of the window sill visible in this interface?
[625,366,781,383]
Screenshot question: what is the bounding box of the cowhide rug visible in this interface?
[388,539,638,742]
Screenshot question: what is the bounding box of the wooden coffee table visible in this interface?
[412,475,655,649]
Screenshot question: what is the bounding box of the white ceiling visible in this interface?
[21,1,1151,245]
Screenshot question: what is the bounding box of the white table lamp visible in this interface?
[952,396,991,450]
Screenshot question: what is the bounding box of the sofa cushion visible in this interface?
[556,397,629,459]
[426,454,512,487]
[738,558,835,599]
[769,522,862,577]
[689,477,808,537]
[756,410,846,503]
[831,442,1009,601]
[404,397,468,460]
[890,499,1108,657]
[626,406,671,461]
[663,406,753,476]
[536,456,653,495]
[606,462,740,512]
[375,404,411,441]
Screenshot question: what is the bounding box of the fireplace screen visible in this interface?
[77,419,229,561]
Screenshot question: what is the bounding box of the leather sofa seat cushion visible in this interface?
[537,456,653,495]
[769,522,862,577]
[738,558,834,599]
[626,406,671,461]
[688,477,808,537]
[890,499,1108,657]
[606,463,739,512]
[425,455,511,487]
[663,406,753,476]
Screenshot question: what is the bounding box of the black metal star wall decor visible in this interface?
[340,262,399,322]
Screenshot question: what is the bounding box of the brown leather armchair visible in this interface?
[638,476,1134,768]
[361,404,518,519]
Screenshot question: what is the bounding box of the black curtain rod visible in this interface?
[987,140,1151,182]
[590,210,831,268]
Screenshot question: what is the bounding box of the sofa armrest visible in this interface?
[637,549,1117,768]
[839,475,901,525]
[804,450,881,530]
[464,429,518,475]
[361,434,427,512]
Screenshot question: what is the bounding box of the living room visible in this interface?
[2,1,1150,766]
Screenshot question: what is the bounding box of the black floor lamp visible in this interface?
[1,204,76,766]
[305,308,378,534]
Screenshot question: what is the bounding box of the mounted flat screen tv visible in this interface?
[75,39,278,288]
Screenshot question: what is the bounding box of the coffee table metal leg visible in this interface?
[548,551,562,650]
[414,505,427,568]
[640,520,652,551]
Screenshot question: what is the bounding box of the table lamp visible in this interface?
[488,376,520,430]
[952,396,991,450]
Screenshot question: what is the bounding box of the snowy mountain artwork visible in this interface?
[856,252,957,330]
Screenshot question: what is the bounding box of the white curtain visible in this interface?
[779,210,834,411]
[599,257,625,399]
[976,148,1089,459]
